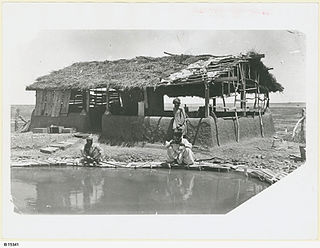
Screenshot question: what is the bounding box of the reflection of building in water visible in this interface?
[69,177,104,211]
[33,174,104,213]
[99,171,150,214]
[165,172,195,213]
[35,182,72,213]
[34,172,266,214]
[210,177,266,213]
[11,181,37,214]
[11,168,268,214]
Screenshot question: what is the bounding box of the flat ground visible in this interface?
[11,133,304,174]
[11,103,305,174]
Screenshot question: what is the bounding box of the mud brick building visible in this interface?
[26,52,283,147]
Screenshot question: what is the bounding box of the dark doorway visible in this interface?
[88,88,121,131]
[89,88,107,131]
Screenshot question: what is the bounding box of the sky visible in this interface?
[7,30,305,104]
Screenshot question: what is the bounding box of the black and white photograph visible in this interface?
[1,2,319,247]
[10,29,306,215]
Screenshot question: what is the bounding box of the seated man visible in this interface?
[81,137,102,165]
[165,131,195,166]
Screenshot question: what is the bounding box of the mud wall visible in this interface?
[101,115,215,147]
[30,111,90,132]
[101,112,275,147]
[215,113,275,145]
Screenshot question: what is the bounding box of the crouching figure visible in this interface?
[165,131,195,166]
[81,137,102,165]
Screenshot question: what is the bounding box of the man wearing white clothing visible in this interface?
[165,131,195,165]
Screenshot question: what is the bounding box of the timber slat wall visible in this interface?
[44,91,54,116]
[34,90,44,115]
[34,90,71,117]
[40,91,47,115]
[60,91,71,116]
[51,91,62,117]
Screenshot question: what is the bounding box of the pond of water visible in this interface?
[11,167,268,214]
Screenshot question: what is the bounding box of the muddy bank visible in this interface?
[11,132,305,176]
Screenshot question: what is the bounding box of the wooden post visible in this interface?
[143,87,149,114]
[242,64,247,116]
[86,91,90,112]
[221,82,226,112]
[257,73,260,110]
[253,71,257,110]
[266,91,270,108]
[212,97,216,113]
[239,64,244,111]
[239,64,247,116]
[262,94,266,110]
[236,66,240,89]
[81,90,90,115]
[104,87,110,115]
[227,72,231,96]
[233,84,237,108]
[234,68,239,109]
[204,82,210,117]
[257,72,264,138]
[234,109,240,142]
[254,90,258,109]
[258,109,264,138]
[222,94,226,112]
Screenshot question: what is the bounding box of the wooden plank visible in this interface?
[44,91,54,116]
[61,128,75,133]
[238,87,257,91]
[82,90,90,113]
[51,91,63,117]
[60,90,71,115]
[34,90,44,116]
[11,162,33,167]
[40,90,47,115]
[138,101,145,116]
[143,87,148,109]
[242,64,247,116]
[239,64,247,116]
[212,97,216,112]
[104,87,110,115]
[213,76,237,82]
[258,109,264,137]
[32,128,48,133]
[40,147,60,154]
[234,109,240,142]
[73,132,90,139]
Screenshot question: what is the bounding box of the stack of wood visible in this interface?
[32,126,75,134]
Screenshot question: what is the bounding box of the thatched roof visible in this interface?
[26,52,283,94]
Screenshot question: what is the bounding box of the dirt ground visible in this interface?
[11,131,304,174]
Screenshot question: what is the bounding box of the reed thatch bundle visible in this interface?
[26,52,283,94]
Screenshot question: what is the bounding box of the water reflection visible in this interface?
[11,167,268,214]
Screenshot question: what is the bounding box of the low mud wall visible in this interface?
[215,113,275,145]
[101,115,215,147]
[30,112,90,132]
[101,112,275,147]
